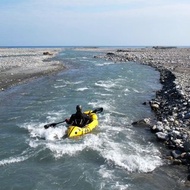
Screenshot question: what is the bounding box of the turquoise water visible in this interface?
[0,48,188,190]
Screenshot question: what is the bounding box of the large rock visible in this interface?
[132,118,155,128]
[43,51,53,55]
[155,132,168,141]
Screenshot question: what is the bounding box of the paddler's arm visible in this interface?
[83,113,92,124]
[65,114,75,125]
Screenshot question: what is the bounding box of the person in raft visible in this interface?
[65,105,92,127]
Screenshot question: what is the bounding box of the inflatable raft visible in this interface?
[66,110,99,138]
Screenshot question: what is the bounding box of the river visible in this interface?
[0,48,188,190]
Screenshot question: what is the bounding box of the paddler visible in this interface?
[65,105,92,127]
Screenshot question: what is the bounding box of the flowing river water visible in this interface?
[0,48,189,190]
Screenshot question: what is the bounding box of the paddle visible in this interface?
[44,121,66,129]
[44,107,103,129]
[91,107,103,113]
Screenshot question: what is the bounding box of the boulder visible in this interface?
[43,51,53,55]
[156,132,168,141]
[132,118,153,128]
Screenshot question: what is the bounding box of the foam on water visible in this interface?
[54,84,67,89]
[0,148,41,166]
[54,80,84,89]
[0,155,28,166]
[95,80,117,89]
[45,139,92,158]
[124,88,130,92]
[97,133,162,173]
[94,92,112,97]
[88,100,115,112]
[92,111,163,173]
[99,165,114,179]
[23,122,67,141]
[75,87,89,91]
[23,120,160,174]
[96,62,115,66]
[21,106,162,175]
[98,165,130,190]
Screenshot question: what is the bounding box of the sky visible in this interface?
[0,0,190,46]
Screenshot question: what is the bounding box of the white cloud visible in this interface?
[0,0,190,46]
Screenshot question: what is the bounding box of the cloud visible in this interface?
[0,0,190,46]
[1,0,190,21]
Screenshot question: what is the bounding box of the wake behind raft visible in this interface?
[44,107,103,138]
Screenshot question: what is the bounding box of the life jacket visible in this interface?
[70,112,91,127]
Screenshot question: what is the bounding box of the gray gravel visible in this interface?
[0,48,65,91]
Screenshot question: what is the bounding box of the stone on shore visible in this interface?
[43,51,53,55]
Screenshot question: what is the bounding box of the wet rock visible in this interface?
[184,140,190,152]
[156,132,168,141]
[131,118,153,127]
[106,52,115,56]
[142,102,147,105]
[43,51,53,55]
[171,150,182,159]
[151,122,165,133]
[165,156,173,160]
[150,103,160,111]
[172,159,182,165]
[184,112,190,119]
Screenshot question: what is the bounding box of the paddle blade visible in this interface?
[92,107,103,113]
[44,125,48,129]
[44,123,56,129]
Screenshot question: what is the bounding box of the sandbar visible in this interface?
[0,48,65,91]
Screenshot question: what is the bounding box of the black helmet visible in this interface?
[76,105,82,112]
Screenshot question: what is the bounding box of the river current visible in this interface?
[0,48,188,190]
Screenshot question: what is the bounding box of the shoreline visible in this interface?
[0,48,65,91]
[100,47,190,181]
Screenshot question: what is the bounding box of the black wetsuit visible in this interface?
[67,111,91,127]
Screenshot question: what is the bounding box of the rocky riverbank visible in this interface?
[98,47,190,182]
[0,48,65,91]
